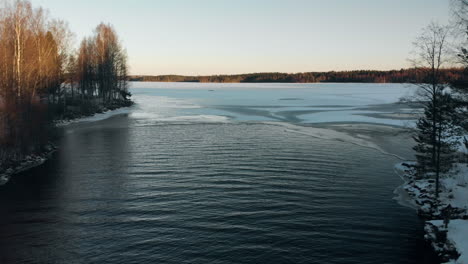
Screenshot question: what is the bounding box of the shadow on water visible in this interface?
[0,115,132,264]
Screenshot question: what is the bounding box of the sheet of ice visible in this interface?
[129,82,419,127]
[130,82,417,106]
[64,82,419,157]
[299,110,416,127]
[130,94,231,125]
[266,122,407,160]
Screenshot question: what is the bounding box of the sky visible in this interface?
[34,0,452,75]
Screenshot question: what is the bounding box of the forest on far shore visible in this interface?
[130,68,466,84]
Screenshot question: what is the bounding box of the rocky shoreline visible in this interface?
[56,99,134,124]
[0,100,134,187]
[0,144,57,186]
[395,162,468,263]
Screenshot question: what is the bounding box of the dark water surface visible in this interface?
[0,114,437,264]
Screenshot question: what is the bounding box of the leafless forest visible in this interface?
[0,0,131,167]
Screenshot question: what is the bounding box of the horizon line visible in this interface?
[129,67,463,77]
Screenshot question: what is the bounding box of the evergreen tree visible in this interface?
[414,92,459,180]
[410,22,461,201]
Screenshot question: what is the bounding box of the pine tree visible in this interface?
[413,92,459,196]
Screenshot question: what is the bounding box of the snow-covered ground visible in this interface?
[395,161,468,263]
[445,220,468,264]
[426,220,468,264]
[55,106,133,127]
[396,162,468,214]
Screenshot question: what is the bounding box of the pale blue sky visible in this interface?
[35,0,451,75]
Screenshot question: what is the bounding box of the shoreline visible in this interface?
[55,105,133,127]
[0,101,134,187]
[0,144,57,186]
[394,162,468,263]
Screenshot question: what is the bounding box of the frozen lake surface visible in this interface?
[129,82,419,127]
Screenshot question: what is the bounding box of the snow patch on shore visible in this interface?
[56,107,133,127]
[447,220,468,264]
[427,220,468,264]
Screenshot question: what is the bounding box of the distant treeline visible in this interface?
[130,68,465,84]
[0,0,130,165]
